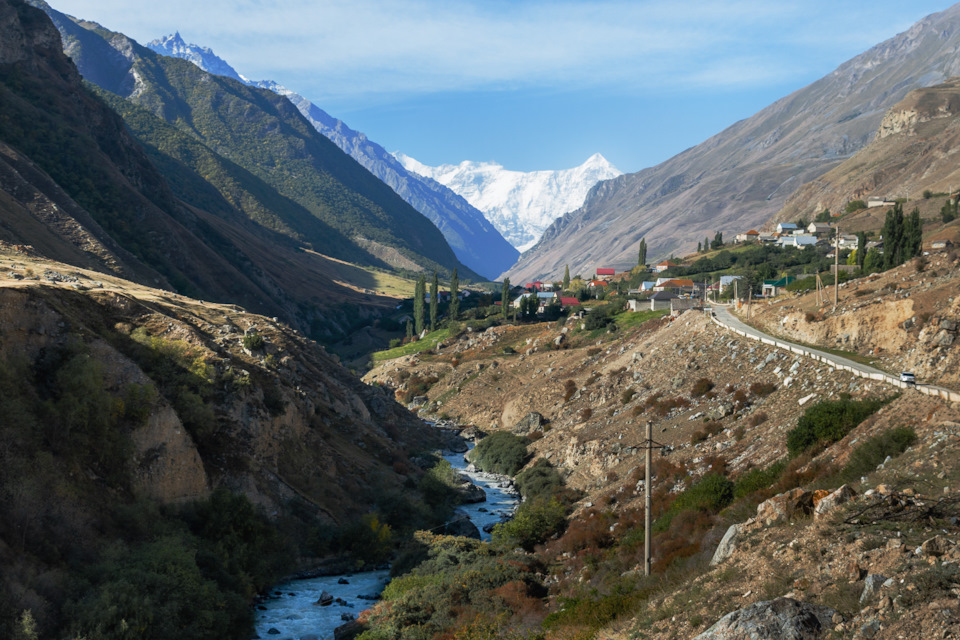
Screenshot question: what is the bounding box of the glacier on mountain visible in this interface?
[396,153,622,252]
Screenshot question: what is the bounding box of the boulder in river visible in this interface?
[338,577,349,584]
[316,590,334,606]
[456,474,487,503]
[444,514,481,539]
[334,619,365,640]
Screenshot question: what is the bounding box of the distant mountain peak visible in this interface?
[147,33,245,83]
[396,153,622,253]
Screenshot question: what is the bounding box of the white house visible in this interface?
[776,222,799,234]
[807,222,832,236]
[778,235,819,248]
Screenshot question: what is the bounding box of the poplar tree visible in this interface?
[704,236,710,253]
[856,231,868,270]
[501,278,510,318]
[882,203,904,269]
[413,274,426,335]
[448,269,459,320]
[562,265,570,290]
[637,238,647,267]
[429,272,438,331]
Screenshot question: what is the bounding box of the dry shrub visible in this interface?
[749,382,776,397]
[557,512,615,554]
[492,580,544,619]
[586,347,602,357]
[621,388,637,405]
[578,407,593,421]
[690,421,724,445]
[702,454,729,476]
[562,379,577,401]
[690,377,715,398]
[585,373,600,386]
[747,411,768,427]
[732,389,749,406]
[724,383,737,394]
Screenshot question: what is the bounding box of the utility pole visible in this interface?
[834,225,840,311]
[644,420,652,577]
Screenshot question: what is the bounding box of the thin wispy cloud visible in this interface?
[48,0,940,107]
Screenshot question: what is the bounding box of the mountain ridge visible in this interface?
[146,33,518,280]
[506,3,960,281]
[397,152,622,254]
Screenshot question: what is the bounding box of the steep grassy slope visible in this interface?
[34,0,476,280]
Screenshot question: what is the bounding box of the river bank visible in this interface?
[252,425,520,639]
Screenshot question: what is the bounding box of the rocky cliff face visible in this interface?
[507,4,960,282]
[777,77,960,224]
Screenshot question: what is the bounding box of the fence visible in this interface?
[708,309,960,404]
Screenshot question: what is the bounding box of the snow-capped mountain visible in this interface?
[396,154,622,252]
[146,34,518,280]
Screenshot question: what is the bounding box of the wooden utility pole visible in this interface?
[834,226,840,311]
[644,420,652,577]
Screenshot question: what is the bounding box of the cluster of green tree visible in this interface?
[876,203,923,270]
[470,432,531,476]
[941,197,958,223]
[786,396,890,457]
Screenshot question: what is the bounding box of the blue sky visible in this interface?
[49,0,955,172]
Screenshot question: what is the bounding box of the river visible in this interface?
[252,440,519,639]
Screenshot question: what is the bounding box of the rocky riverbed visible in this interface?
[252,428,519,639]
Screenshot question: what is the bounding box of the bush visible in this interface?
[492,497,567,551]
[786,397,886,457]
[845,200,867,213]
[749,382,776,397]
[621,389,637,405]
[690,421,723,445]
[388,338,402,349]
[562,379,577,402]
[836,426,917,483]
[690,377,715,398]
[746,411,768,428]
[242,332,265,351]
[515,459,564,500]
[734,460,787,499]
[471,432,529,476]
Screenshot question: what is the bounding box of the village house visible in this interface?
[776,222,799,235]
[735,230,760,243]
[867,197,897,208]
[595,267,616,279]
[524,281,544,291]
[645,291,678,311]
[778,235,819,249]
[587,279,608,289]
[929,239,955,251]
[807,222,833,236]
[653,278,696,295]
[839,234,860,249]
[762,276,796,297]
[559,297,580,310]
[654,260,680,273]
[757,232,777,243]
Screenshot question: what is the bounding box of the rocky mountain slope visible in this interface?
[776,77,960,224]
[398,152,622,254]
[0,245,440,638]
[508,3,960,282]
[147,33,518,280]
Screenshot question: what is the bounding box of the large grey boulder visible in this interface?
[444,515,481,539]
[710,524,741,566]
[456,474,487,503]
[693,597,837,640]
[512,412,545,435]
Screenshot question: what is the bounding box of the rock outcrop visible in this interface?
[693,597,837,640]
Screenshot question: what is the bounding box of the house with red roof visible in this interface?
[652,278,696,294]
[560,297,580,309]
[654,260,680,273]
[595,267,616,278]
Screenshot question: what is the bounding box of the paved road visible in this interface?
[708,305,959,403]
[711,305,889,377]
